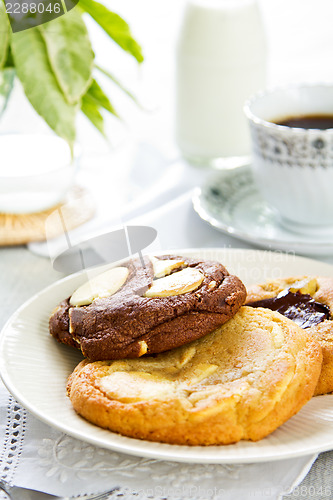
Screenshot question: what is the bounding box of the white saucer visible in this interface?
[193,165,333,256]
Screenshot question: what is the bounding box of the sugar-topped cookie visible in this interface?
[67,306,322,445]
[246,276,333,396]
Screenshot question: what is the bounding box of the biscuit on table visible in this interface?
[50,255,246,361]
[246,276,333,396]
[67,306,322,445]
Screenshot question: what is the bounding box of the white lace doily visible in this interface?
[0,379,317,500]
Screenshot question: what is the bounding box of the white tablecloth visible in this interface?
[0,381,318,499]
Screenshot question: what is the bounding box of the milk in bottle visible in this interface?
[175,0,267,168]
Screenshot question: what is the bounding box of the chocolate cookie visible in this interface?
[67,307,322,445]
[50,255,246,361]
[246,276,333,395]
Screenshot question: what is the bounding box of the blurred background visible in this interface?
[2,0,333,251]
[3,0,333,168]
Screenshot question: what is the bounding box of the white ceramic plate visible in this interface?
[193,166,333,256]
[1,248,333,464]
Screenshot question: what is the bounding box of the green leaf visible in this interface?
[4,45,14,68]
[0,1,10,69]
[40,8,94,104]
[0,67,15,115]
[40,8,94,105]
[79,0,143,63]
[11,28,77,146]
[95,64,140,106]
[0,67,15,96]
[85,79,118,117]
[81,94,105,135]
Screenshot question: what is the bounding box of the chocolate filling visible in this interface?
[247,289,330,329]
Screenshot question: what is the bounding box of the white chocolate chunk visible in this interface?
[70,267,129,306]
[184,363,219,385]
[208,280,217,290]
[271,322,284,348]
[175,346,197,369]
[68,308,74,333]
[145,267,204,298]
[289,278,318,296]
[138,340,148,356]
[188,381,250,420]
[150,256,186,278]
[98,371,185,403]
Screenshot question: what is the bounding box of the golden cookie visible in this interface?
[67,306,322,445]
[246,276,333,395]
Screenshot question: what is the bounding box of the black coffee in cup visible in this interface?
[275,114,333,129]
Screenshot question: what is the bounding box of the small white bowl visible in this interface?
[0,134,78,214]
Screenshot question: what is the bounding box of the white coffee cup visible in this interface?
[244,84,333,230]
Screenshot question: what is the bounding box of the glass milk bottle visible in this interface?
[175,0,267,168]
